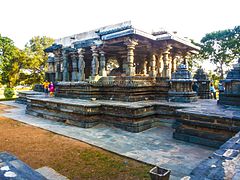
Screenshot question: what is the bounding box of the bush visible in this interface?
[4,88,15,99]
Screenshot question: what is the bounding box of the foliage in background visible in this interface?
[0,34,27,88]
[3,87,14,98]
[200,26,240,79]
[187,49,204,73]
[0,35,54,88]
[24,36,54,85]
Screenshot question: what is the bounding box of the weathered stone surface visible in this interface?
[193,68,211,99]
[174,100,240,148]
[55,76,169,101]
[33,84,44,92]
[168,64,197,103]
[26,96,168,132]
[44,21,200,103]
[22,92,240,148]
[0,152,46,180]
[36,166,68,180]
[15,91,43,104]
[186,131,240,180]
[219,59,240,106]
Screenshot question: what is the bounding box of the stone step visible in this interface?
[176,118,240,133]
[175,125,233,142]
[173,132,224,148]
[36,166,69,180]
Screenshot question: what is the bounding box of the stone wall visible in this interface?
[187,131,240,179]
[173,112,239,148]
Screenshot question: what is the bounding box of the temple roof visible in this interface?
[45,44,63,53]
[46,21,200,52]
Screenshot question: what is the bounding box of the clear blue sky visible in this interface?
[1,0,239,49]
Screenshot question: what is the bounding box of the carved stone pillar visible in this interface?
[47,55,55,82]
[149,54,157,77]
[54,50,62,81]
[71,52,78,81]
[156,53,163,77]
[50,63,55,73]
[77,48,85,81]
[168,55,172,79]
[62,49,69,81]
[171,55,177,73]
[162,45,172,78]
[124,39,138,76]
[183,52,191,69]
[143,60,148,76]
[56,60,61,81]
[91,46,99,76]
[99,50,107,76]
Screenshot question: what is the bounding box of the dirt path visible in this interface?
[0,104,151,179]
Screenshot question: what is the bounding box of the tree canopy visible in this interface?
[0,35,28,87]
[0,35,54,88]
[24,36,54,85]
[200,26,240,79]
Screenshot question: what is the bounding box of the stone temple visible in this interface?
[44,21,199,101]
[15,21,240,179]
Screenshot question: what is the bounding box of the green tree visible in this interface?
[200,26,240,79]
[0,34,27,87]
[24,36,54,85]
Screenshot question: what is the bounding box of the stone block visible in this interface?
[0,152,46,180]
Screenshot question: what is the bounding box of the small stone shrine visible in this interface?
[219,59,240,106]
[193,68,211,99]
[168,64,197,102]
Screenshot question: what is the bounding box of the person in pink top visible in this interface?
[48,82,55,97]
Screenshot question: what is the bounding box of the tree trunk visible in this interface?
[220,62,224,79]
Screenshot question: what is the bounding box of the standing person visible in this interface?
[210,83,216,99]
[48,82,55,97]
[43,80,50,97]
[192,82,199,96]
[218,81,225,94]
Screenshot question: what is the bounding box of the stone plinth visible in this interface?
[193,68,211,99]
[219,59,240,106]
[24,94,240,147]
[26,96,175,133]
[168,64,197,102]
[54,76,170,101]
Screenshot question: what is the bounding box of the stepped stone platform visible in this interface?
[2,100,240,179]
[0,101,215,179]
[24,94,240,148]
[174,100,240,148]
[26,95,179,133]
[16,91,43,104]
